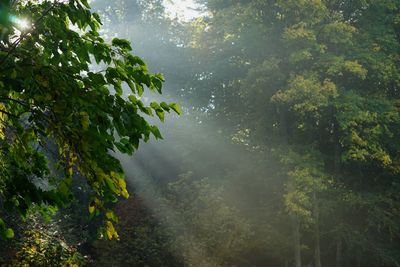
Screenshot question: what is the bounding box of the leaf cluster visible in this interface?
[0,0,180,239]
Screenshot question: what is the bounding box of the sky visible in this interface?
[163,0,203,21]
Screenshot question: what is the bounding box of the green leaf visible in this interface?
[115,142,127,153]
[136,83,144,96]
[4,228,14,239]
[169,103,182,115]
[11,69,17,79]
[151,76,163,93]
[160,102,170,111]
[156,110,165,122]
[105,177,116,192]
[88,72,106,86]
[89,202,96,214]
[114,81,122,95]
[126,55,146,66]
[150,125,163,140]
[128,95,137,104]
[80,0,90,9]
[112,38,132,51]
[92,12,102,24]
[127,80,135,92]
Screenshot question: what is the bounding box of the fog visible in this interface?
[1,1,389,267]
[81,1,400,266]
[1,0,398,266]
[91,1,282,265]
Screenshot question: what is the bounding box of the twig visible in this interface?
[0,96,29,107]
[0,1,60,67]
[0,109,19,118]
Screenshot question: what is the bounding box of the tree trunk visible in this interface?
[292,215,301,267]
[313,191,322,267]
[333,110,343,267]
[336,239,342,267]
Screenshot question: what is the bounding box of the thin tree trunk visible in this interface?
[292,215,301,267]
[313,191,322,267]
[333,113,344,267]
[336,239,342,267]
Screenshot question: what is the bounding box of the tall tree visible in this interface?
[187,0,400,265]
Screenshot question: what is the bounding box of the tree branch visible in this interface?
[0,96,29,107]
[0,109,19,118]
[0,1,61,67]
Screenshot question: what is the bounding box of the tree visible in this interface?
[158,172,253,267]
[0,0,179,239]
[185,0,400,265]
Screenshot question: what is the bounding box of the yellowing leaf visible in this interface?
[106,221,119,240]
[80,111,90,130]
[11,69,17,79]
[89,203,95,214]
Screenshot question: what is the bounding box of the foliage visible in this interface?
[0,211,85,267]
[10,229,84,267]
[90,197,178,267]
[83,0,400,265]
[2,0,400,266]
[76,0,400,265]
[159,172,253,267]
[0,0,179,239]
[179,0,400,266]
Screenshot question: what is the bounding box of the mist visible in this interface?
[1,0,398,267]
[84,1,400,266]
[87,1,285,265]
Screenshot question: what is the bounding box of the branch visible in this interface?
[0,109,19,118]
[0,96,29,107]
[0,1,60,67]
[0,97,53,124]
